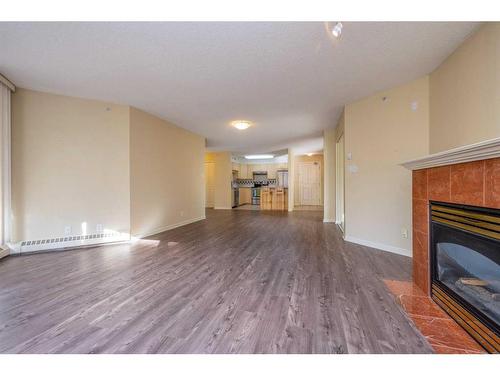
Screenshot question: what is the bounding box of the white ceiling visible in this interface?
[0,22,479,154]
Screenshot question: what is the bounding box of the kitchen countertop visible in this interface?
[238,186,288,189]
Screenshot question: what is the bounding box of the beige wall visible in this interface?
[205,152,232,209]
[344,77,430,256]
[294,154,324,206]
[130,107,205,237]
[11,88,130,242]
[11,89,206,244]
[323,128,336,222]
[430,23,500,153]
[338,24,498,256]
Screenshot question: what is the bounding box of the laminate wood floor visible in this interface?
[0,209,432,353]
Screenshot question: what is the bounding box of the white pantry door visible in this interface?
[205,162,215,208]
[298,161,321,206]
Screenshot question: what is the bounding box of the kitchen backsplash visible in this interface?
[236,178,277,187]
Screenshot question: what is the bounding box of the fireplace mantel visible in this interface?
[401,137,500,171]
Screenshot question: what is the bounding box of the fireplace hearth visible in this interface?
[430,202,500,353]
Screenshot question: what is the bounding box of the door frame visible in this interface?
[335,133,345,233]
[204,161,215,208]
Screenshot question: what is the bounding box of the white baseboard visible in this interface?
[0,247,9,260]
[344,235,411,257]
[214,206,232,210]
[337,224,344,235]
[323,218,335,223]
[133,216,206,239]
[8,216,207,255]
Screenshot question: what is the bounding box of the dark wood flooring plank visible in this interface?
[0,209,432,353]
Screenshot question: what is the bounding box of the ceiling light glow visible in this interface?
[332,22,343,38]
[231,120,252,130]
[244,154,274,160]
[307,153,314,156]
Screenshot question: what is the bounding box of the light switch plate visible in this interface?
[348,165,359,173]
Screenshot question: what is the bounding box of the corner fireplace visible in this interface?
[430,202,500,353]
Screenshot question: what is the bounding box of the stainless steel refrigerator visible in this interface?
[276,169,288,188]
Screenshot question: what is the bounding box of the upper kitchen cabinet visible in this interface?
[266,163,288,178]
[246,164,257,177]
[232,162,250,178]
[233,162,288,179]
[239,163,249,179]
[233,163,246,179]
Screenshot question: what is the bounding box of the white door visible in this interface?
[205,162,215,208]
[336,134,345,232]
[298,162,321,206]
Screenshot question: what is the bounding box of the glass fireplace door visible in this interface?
[430,202,500,353]
[432,223,500,327]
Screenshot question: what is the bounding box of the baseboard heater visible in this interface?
[10,232,130,254]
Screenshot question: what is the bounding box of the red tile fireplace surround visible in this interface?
[398,138,500,353]
[411,157,500,294]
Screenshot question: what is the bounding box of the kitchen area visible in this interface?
[231,160,289,210]
[206,150,323,212]
[205,151,290,211]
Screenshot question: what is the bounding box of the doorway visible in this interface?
[298,161,321,206]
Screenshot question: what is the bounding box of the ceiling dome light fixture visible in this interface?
[331,22,343,38]
[231,120,252,130]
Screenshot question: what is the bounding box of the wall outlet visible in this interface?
[401,228,408,239]
[64,225,72,235]
[96,224,103,233]
[180,211,185,217]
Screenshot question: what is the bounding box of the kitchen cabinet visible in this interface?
[267,163,287,179]
[247,164,256,176]
[239,188,252,204]
[239,164,249,179]
[260,187,288,211]
[266,164,275,179]
[232,163,250,179]
[235,162,288,180]
[272,188,286,210]
[260,187,272,210]
[232,162,240,176]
